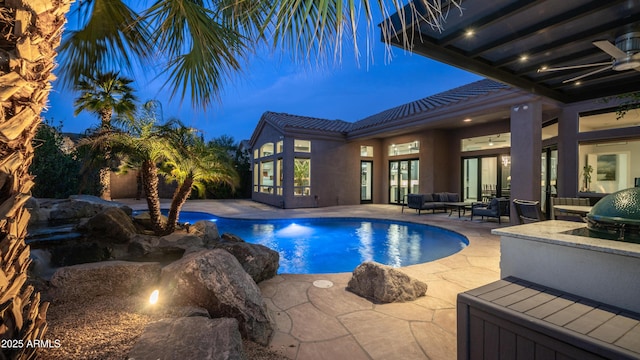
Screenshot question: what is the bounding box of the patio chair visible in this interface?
[471,197,510,224]
[513,199,546,224]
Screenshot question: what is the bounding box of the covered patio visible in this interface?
[383,0,640,222]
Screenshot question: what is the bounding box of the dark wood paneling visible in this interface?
[469,314,484,360]
[499,328,517,359]
[484,322,500,358]
[516,335,535,360]
[457,278,640,360]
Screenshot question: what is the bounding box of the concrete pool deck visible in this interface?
[120,199,508,359]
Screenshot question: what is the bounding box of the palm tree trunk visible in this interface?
[136,170,143,200]
[1,0,72,358]
[164,179,194,235]
[99,167,111,200]
[140,160,164,235]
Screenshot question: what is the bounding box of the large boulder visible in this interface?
[214,239,279,283]
[128,317,246,360]
[79,207,138,243]
[347,261,428,303]
[49,241,111,267]
[191,220,220,246]
[50,261,161,301]
[48,195,132,221]
[132,211,168,232]
[160,249,274,345]
[25,197,46,223]
[128,233,204,259]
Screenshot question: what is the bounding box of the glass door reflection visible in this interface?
[389,160,419,205]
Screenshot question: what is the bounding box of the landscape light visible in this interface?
[149,289,159,305]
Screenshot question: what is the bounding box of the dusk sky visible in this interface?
[45,6,482,142]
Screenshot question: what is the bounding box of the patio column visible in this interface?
[509,101,542,224]
[557,107,579,197]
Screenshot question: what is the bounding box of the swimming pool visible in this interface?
[175,211,468,274]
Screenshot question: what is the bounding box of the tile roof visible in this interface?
[262,111,353,133]
[258,79,512,137]
[350,79,510,131]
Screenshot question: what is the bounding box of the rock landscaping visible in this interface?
[347,261,428,303]
[127,317,246,360]
[27,197,280,359]
[160,249,275,345]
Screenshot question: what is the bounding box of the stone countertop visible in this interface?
[491,220,640,258]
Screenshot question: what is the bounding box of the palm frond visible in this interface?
[263,0,463,64]
[143,0,252,108]
[59,0,154,88]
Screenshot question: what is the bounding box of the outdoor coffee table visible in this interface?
[444,202,473,217]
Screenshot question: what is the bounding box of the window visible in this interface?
[253,149,258,160]
[253,163,259,192]
[276,159,283,195]
[461,133,510,152]
[388,141,420,156]
[260,161,274,193]
[293,158,310,196]
[276,140,283,153]
[294,139,311,152]
[361,146,374,157]
[542,121,558,140]
[260,143,274,157]
[578,139,639,194]
[580,110,640,133]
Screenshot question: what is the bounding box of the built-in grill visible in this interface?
[585,187,640,243]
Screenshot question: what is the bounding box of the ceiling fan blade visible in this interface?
[593,40,627,59]
[538,62,612,72]
[562,65,612,83]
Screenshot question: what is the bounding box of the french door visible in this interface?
[541,147,558,214]
[389,159,419,204]
[361,161,373,204]
[462,156,510,202]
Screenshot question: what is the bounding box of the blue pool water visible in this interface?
[173,211,468,274]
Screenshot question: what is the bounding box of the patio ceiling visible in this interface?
[383,0,640,103]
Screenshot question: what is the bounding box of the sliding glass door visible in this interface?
[389,160,419,204]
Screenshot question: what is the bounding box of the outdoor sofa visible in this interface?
[403,192,460,214]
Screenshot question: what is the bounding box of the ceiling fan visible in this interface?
[537,32,640,83]
[474,136,507,145]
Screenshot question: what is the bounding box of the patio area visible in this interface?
[120,199,508,360]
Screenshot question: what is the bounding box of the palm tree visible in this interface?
[158,121,239,234]
[1,1,459,357]
[74,71,137,200]
[74,71,137,129]
[108,118,171,235]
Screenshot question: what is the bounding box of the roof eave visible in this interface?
[346,88,536,140]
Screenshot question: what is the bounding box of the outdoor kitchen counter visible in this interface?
[491,220,640,314]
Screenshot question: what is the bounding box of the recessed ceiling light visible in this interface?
[520,55,529,62]
[538,65,548,72]
[575,81,582,86]
[465,29,475,37]
[464,118,472,122]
